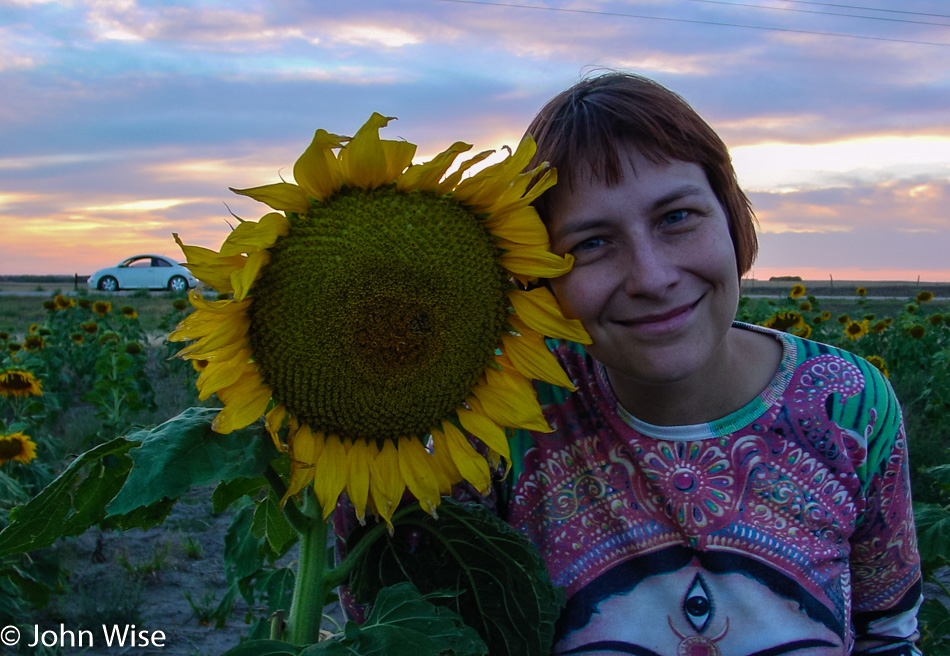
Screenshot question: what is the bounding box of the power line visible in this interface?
[437,0,950,46]
[770,0,950,20]
[680,0,950,27]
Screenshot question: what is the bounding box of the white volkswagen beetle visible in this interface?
[87,254,197,292]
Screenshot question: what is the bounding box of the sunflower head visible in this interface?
[78,298,92,309]
[93,301,112,316]
[789,284,806,299]
[23,335,45,352]
[930,313,945,327]
[763,311,805,334]
[0,369,43,398]
[81,321,99,334]
[865,355,889,378]
[917,290,934,303]
[42,300,55,311]
[843,320,869,341]
[170,113,589,526]
[908,325,926,339]
[53,294,74,310]
[0,432,37,466]
[856,287,867,297]
[71,333,85,344]
[121,306,138,319]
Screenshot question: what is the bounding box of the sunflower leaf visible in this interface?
[107,407,278,517]
[346,499,563,656]
[252,492,296,554]
[301,583,485,656]
[0,437,138,557]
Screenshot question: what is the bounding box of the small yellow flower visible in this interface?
[865,355,889,378]
[71,333,85,344]
[28,323,39,335]
[908,325,926,339]
[916,290,934,303]
[0,369,43,398]
[80,321,99,334]
[843,320,869,341]
[798,301,812,312]
[870,320,888,333]
[0,432,37,466]
[121,306,138,319]
[856,287,867,297]
[93,300,112,316]
[789,284,806,299]
[821,311,832,321]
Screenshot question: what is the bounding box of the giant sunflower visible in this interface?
[0,432,37,466]
[0,369,43,398]
[170,113,590,527]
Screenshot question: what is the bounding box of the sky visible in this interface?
[1,0,949,282]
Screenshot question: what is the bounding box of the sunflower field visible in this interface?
[0,283,945,653]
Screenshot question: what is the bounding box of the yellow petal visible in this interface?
[314,434,348,519]
[174,314,249,358]
[508,288,592,344]
[265,404,288,453]
[339,113,408,189]
[427,429,461,496]
[470,367,551,433]
[219,213,291,257]
[482,205,550,246]
[369,440,406,530]
[396,142,472,193]
[230,182,310,214]
[500,247,573,279]
[457,408,512,460]
[439,421,491,495]
[382,140,417,185]
[501,332,575,390]
[187,290,252,314]
[484,166,556,217]
[212,373,272,433]
[196,356,252,401]
[231,249,270,301]
[345,439,373,523]
[283,424,323,501]
[452,135,537,209]
[437,149,494,195]
[397,437,441,517]
[293,129,345,202]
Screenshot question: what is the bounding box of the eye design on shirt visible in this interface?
[683,573,713,633]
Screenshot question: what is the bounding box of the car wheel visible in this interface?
[98,276,119,292]
[168,275,189,293]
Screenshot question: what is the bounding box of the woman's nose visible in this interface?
[621,240,681,298]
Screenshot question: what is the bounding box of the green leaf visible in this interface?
[914,502,950,574]
[221,639,299,656]
[107,407,278,516]
[0,437,137,557]
[347,500,563,656]
[252,493,296,554]
[918,596,950,656]
[923,464,950,491]
[226,503,265,584]
[301,584,485,656]
[103,497,176,531]
[257,567,296,614]
[214,476,267,513]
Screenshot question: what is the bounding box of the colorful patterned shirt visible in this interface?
[503,323,922,655]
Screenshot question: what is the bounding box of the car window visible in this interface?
[153,258,172,267]
[127,258,151,268]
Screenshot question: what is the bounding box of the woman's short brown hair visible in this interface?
[526,72,758,275]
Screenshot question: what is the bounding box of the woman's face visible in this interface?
[546,146,741,404]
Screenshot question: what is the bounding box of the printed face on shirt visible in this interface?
[546,148,741,408]
[554,558,843,656]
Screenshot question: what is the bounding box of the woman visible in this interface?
[502,72,922,655]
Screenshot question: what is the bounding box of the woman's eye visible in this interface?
[662,209,691,226]
[570,237,606,253]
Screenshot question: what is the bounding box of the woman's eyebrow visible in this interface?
[650,184,708,212]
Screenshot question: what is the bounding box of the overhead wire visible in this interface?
[767,0,950,20]
[436,0,950,47]
[679,0,950,27]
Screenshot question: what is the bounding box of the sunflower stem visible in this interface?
[287,489,332,646]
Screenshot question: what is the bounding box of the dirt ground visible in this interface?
[24,486,342,656]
